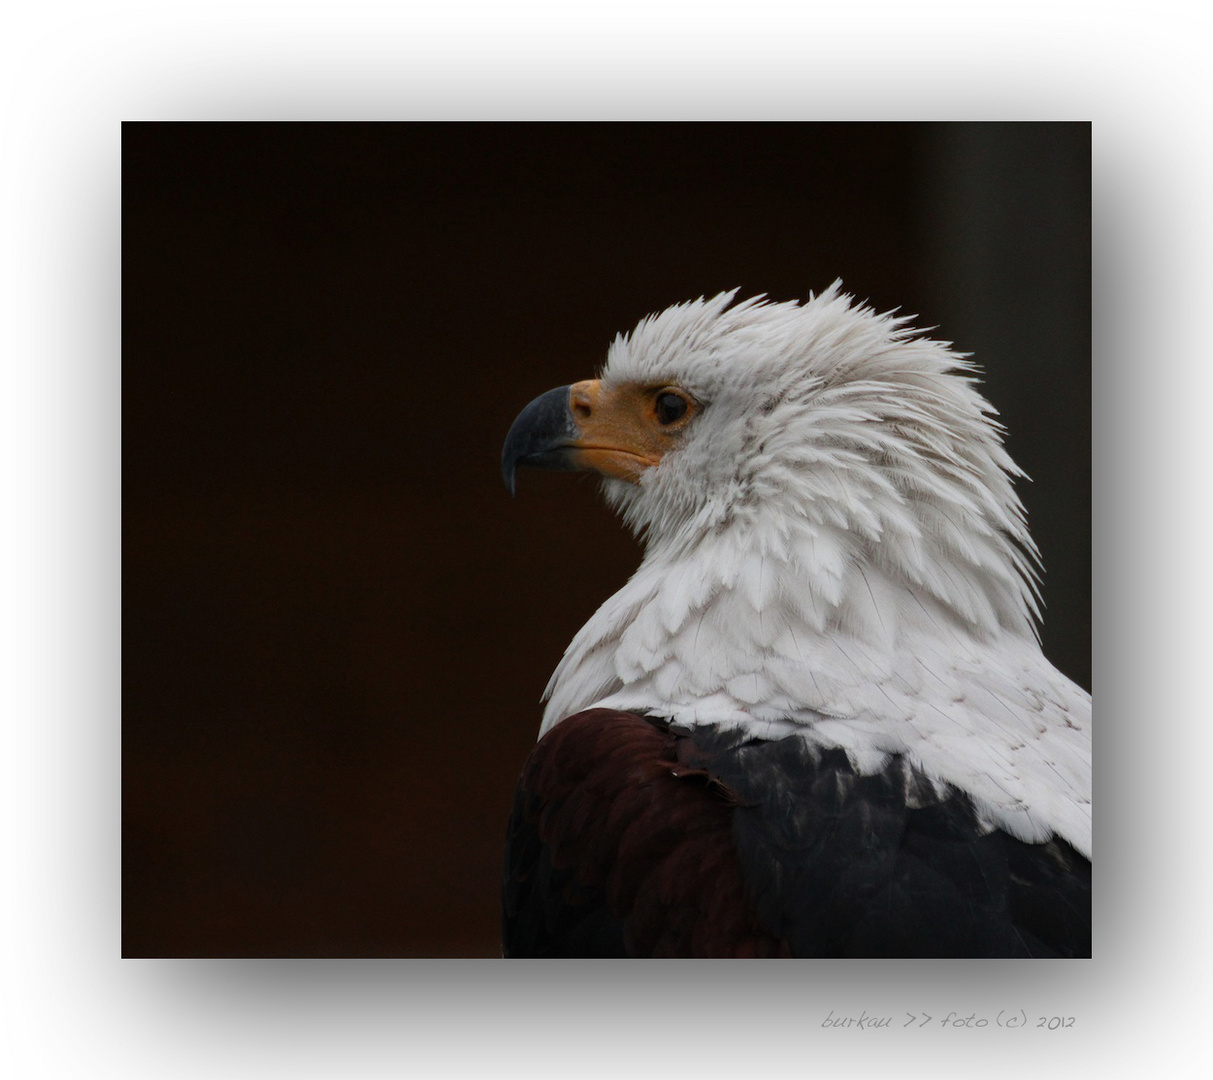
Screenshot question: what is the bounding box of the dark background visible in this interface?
[123,122,1090,957]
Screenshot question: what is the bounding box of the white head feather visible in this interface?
[541,284,1091,856]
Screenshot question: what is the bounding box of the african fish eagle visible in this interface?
[499,285,1091,958]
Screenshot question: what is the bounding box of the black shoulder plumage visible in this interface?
[502,709,1091,958]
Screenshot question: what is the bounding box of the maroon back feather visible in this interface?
[503,709,790,958]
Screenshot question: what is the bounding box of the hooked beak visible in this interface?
[500,385,583,495]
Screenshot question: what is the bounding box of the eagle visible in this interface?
[499,285,1091,958]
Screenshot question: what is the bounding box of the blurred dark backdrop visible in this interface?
[123,122,1090,957]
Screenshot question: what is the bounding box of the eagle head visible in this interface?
[504,283,1039,644]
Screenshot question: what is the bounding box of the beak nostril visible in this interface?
[569,387,594,421]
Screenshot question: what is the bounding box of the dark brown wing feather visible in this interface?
[502,709,1091,958]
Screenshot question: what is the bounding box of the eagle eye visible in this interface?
[654,390,690,426]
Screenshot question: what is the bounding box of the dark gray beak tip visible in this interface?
[501,384,580,495]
